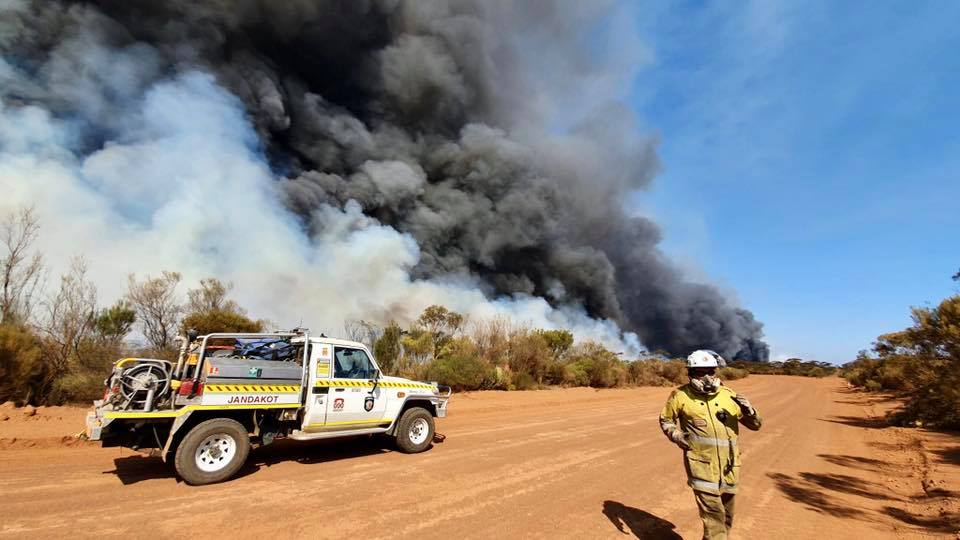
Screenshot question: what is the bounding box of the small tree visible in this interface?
[94,301,136,343]
[38,257,97,398]
[415,305,465,358]
[181,310,263,335]
[536,329,574,359]
[1,206,44,324]
[126,271,182,351]
[181,277,263,335]
[401,328,434,366]
[373,321,403,374]
[186,278,241,314]
[344,319,383,349]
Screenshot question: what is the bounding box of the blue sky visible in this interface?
[622,2,960,362]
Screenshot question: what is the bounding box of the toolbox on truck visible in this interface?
[205,356,303,381]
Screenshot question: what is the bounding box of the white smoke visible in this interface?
[0,68,642,353]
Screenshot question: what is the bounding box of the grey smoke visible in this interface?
[0,0,769,360]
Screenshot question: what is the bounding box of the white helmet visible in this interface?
[686,349,726,368]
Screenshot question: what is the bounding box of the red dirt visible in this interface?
[0,376,957,538]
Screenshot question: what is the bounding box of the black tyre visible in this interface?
[394,407,434,453]
[174,418,250,485]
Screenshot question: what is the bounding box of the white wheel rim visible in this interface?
[195,433,237,473]
[408,418,430,445]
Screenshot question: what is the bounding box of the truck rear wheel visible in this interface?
[395,407,434,453]
[174,418,250,485]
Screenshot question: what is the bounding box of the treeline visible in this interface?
[0,207,264,404]
[348,305,713,391]
[842,287,960,429]
[727,359,836,378]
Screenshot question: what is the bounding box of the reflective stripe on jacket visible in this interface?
[659,384,762,495]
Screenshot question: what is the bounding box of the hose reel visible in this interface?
[111,360,172,411]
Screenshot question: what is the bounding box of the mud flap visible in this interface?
[161,411,194,462]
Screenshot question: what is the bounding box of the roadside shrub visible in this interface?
[425,337,492,391]
[487,365,512,390]
[562,362,590,386]
[565,342,624,388]
[181,309,263,336]
[48,371,105,403]
[511,371,537,391]
[729,359,836,378]
[0,323,45,404]
[658,360,688,384]
[424,354,490,391]
[718,367,749,381]
[627,360,663,386]
[505,329,552,385]
[843,294,960,429]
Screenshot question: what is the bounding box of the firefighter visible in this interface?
[659,350,762,540]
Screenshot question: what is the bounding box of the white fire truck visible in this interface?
[85,330,451,485]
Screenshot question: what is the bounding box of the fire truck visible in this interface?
[85,330,451,485]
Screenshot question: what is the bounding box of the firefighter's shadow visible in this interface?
[106,436,401,485]
[602,500,681,539]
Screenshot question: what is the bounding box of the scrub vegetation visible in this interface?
[367,310,696,392]
[842,287,960,429]
[0,206,263,404]
[727,359,836,378]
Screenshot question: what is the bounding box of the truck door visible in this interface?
[302,341,334,431]
[324,347,388,430]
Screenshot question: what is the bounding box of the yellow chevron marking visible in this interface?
[105,403,300,419]
[203,385,301,394]
[311,380,436,391]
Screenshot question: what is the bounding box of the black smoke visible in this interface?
[0,0,769,360]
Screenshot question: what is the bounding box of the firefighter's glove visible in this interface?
[733,395,756,416]
[669,430,691,450]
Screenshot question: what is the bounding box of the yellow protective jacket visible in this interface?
[659,384,762,495]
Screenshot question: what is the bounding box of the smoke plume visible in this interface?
[0,0,769,360]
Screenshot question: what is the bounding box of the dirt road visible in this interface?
[1,376,957,539]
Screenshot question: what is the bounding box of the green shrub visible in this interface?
[0,324,45,404]
[729,359,837,377]
[658,360,688,384]
[842,294,960,428]
[48,371,106,403]
[565,342,624,388]
[425,354,491,391]
[425,337,492,391]
[181,309,263,335]
[626,359,687,386]
[511,371,537,390]
[505,330,552,385]
[718,367,749,381]
[562,362,590,387]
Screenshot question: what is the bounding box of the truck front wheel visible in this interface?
[174,418,250,485]
[395,407,434,453]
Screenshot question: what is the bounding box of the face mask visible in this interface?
[690,374,721,394]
